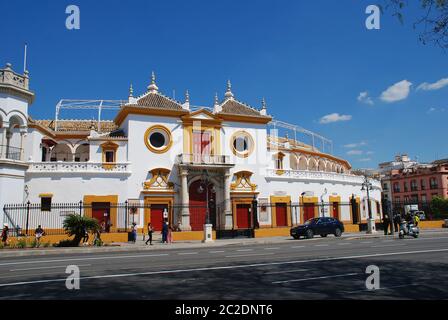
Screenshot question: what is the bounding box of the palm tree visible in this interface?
[63,214,100,246]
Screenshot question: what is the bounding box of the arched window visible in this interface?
[289,154,298,170]
[50,144,73,162]
[274,152,285,170]
[298,156,308,170]
[74,143,90,162]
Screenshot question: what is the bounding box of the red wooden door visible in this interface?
[92,202,111,232]
[275,203,287,227]
[189,180,216,231]
[236,204,251,229]
[303,204,315,222]
[151,204,167,231]
[332,202,339,219]
[193,131,211,162]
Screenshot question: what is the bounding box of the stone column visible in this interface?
[224,169,233,230]
[180,168,191,231]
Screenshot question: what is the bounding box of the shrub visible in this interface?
[30,239,38,248]
[16,238,27,249]
[63,214,100,246]
[430,197,448,219]
[54,239,78,247]
[42,242,51,248]
[0,242,4,249]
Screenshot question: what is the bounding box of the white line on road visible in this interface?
[342,283,421,294]
[272,273,359,284]
[236,249,253,252]
[371,244,406,248]
[315,244,329,247]
[264,269,308,275]
[0,253,170,267]
[209,251,225,254]
[177,252,198,255]
[1,248,448,287]
[226,253,275,258]
[290,246,305,249]
[10,264,92,272]
[264,247,280,250]
[338,243,351,246]
[360,241,373,244]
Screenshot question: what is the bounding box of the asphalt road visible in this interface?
[0,232,447,300]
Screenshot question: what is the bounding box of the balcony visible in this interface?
[27,162,131,174]
[265,169,382,188]
[0,145,23,161]
[176,154,234,168]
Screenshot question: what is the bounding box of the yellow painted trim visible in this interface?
[329,195,342,221]
[114,106,189,126]
[83,195,119,232]
[230,130,255,158]
[254,227,290,238]
[172,231,216,241]
[299,196,319,223]
[144,125,173,154]
[231,197,255,229]
[6,232,128,246]
[143,196,174,232]
[217,113,272,124]
[39,193,53,198]
[270,195,292,227]
[101,141,118,170]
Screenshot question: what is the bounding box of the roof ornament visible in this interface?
[260,97,267,116]
[183,90,190,110]
[129,83,134,98]
[213,92,222,113]
[147,71,159,93]
[224,80,234,100]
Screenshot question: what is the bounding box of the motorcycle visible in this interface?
[399,221,419,239]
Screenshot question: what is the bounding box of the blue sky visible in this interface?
[1,0,447,168]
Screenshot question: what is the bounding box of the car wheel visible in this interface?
[399,233,404,239]
[320,234,328,238]
[305,229,314,239]
[292,235,300,240]
[413,234,419,238]
[334,228,342,237]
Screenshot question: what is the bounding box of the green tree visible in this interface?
[62,214,100,246]
[385,0,448,48]
[430,196,448,218]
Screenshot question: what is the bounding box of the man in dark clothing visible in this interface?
[383,214,390,235]
[393,213,401,232]
[161,220,168,244]
[145,222,153,245]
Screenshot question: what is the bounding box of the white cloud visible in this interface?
[359,158,372,162]
[357,91,374,105]
[380,80,412,103]
[343,141,367,148]
[347,150,363,155]
[319,113,352,124]
[427,107,446,114]
[417,78,448,91]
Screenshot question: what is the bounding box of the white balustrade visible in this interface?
[27,162,131,173]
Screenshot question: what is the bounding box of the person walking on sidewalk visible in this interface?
[131,223,137,243]
[145,222,153,245]
[34,225,45,247]
[383,214,390,235]
[393,213,401,232]
[167,224,173,244]
[161,219,168,244]
[1,224,9,246]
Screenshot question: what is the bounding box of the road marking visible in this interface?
[314,244,329,247]
[226,253,275,258]
[290,246,305,249]
[272,273,359,284]
[338,243,351,246]
[209,251,225,254]
[360,241,373,244]
[1,248,448,287]
[236,249,253,252]
[0,253,170,267]
[10,264,92,272]
[371,244,406,248]
[264,269,308,275]
[264,247,280,250]
[177,252,198,255]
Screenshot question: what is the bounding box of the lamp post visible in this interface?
[301,192,306,223]
[198,170,215,242]
[361,175,376,234]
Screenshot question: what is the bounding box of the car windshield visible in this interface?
[304,218,317,225]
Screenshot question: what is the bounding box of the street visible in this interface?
[0,231,447,300]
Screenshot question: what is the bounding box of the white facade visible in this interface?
[0,63,382,233]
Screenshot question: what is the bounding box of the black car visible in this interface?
[290,217,344,239]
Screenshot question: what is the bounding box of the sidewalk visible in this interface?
[0,229,447,258]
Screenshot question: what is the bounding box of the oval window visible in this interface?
[150,132,166,148]
[231,131,254,158]
[144,126,172,153]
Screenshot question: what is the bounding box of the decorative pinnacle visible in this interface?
[261,97,266,110]
[147,71,159,93]
[214,92,219,106]
[185,90,190,103]
[225,80,234,99]
[129,83,134,97]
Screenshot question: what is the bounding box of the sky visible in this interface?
[1,0,447,169]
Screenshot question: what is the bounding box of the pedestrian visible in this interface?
[93,229,102,246]
[161,219,168,244]
[145,222,153,245]
[383,214,390,235]
[34,225,45,247]
[167,224,173,244]
[393,213,401,232]
[1,224,9,246]
[81,225,89,245]
[131,223,137,243]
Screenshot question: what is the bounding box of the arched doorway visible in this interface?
[189,180,216,231]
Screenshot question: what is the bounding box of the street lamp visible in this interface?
[320,188,327,217]
[361,175,376,234]
[198,170,215,225]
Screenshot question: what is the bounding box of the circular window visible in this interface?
[144,125,172,153]
[231,131,254,158]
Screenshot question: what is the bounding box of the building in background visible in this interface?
[0,62,382,237]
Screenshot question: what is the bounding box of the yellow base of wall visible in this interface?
[6,232,128,246]
[254,227,290,238]
[420,220,445,229]
[172,231,216,241]
[343,224,360,233]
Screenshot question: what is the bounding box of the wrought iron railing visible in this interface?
[176,154,232,166]
[0,144,22,161]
